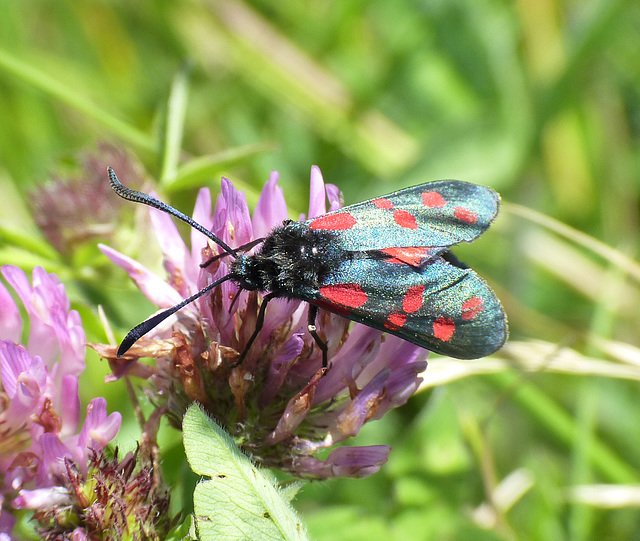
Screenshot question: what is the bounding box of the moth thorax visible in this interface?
[256,223,342,294]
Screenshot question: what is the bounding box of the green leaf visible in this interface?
[165,514,195,541]
[0,48,155,153]
[166,142,277,192]
[183,404,309,541]
[0,225,60,262]
[159,64,191,186]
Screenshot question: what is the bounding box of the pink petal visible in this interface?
[0,344,48,426]
[0,279,21,342]
[88,411,121,448]
[209,179,253,336]
[0,266,31,307]
[48,306,85,380]
[148,195,193,296]
[314,310,350,355]
[259,332,305,407]
[0,509,16,536]
[12,371,45,413]
[323,445,390,478]
[58,310,86,379]
[293,445,390,479]
[59,375,80,437]
[308,166,327,218]
[265,368,321,445]
[77,398,121,453]
[37,433,72,483]
[252,171,287,239]
[0,341,36,397]
[372,361,428,419]
[314,326,381,404]
[191,187,214,269]
[358,334,425,384]
[13,486,70,510]
[202,260,238,342]
[214,177,253,249]
[98,244,184,308]
[259,297,302,346]
[4,265,87,377]
[330,368,390,441]
[2,266,60,367]
[71,528,91,541]
[325,183,341,211]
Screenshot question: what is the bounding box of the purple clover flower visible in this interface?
[0,266,121,536]
[30,143,144,256]
[95,167,427,479]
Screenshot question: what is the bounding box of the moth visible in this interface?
[108,167,507,367]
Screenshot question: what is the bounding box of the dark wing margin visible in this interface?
[308,257,507,359]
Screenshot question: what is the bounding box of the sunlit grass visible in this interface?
[0,0,639,539]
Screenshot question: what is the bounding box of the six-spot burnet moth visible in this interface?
[108,167,507,367]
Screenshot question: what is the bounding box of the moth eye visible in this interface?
[312,246,319,256]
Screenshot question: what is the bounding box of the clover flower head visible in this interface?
[16,446,174,541]
[30,143,144,255]
[0,266,122,538]
[95,167,428,479]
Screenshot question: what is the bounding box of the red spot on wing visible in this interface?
[372,198,394,209]
[381,247,438,266]
[310,212,357,230]
[461,296,484,320]
[319,283,368,308]
[393,210,418,230]
[385,312,406,330]
[402,285,425,313]
[433,317,455,341]
[453,207,478,224]
[422,191,446,208]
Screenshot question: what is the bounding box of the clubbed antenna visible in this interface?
[108,167,241,356]
[108,167,238,257]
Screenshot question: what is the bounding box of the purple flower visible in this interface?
[30,143,144,255]
[15,447,174,540]
[0,266,121,536]
[94,167,428,479]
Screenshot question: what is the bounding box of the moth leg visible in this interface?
[307,304,328,368]
[200,252,227,269]
[231,291,276,368]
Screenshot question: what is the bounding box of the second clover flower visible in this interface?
[0,266,121,538]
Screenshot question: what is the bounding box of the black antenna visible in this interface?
[108,167,238,258]
[108,167,243,357]
[117,274,233,357]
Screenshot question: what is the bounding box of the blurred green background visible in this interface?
[1,0,639,539]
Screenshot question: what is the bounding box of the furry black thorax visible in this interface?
[229,221,344,298]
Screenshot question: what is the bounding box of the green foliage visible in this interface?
[183,405,308,541]
[1,0,640,539]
